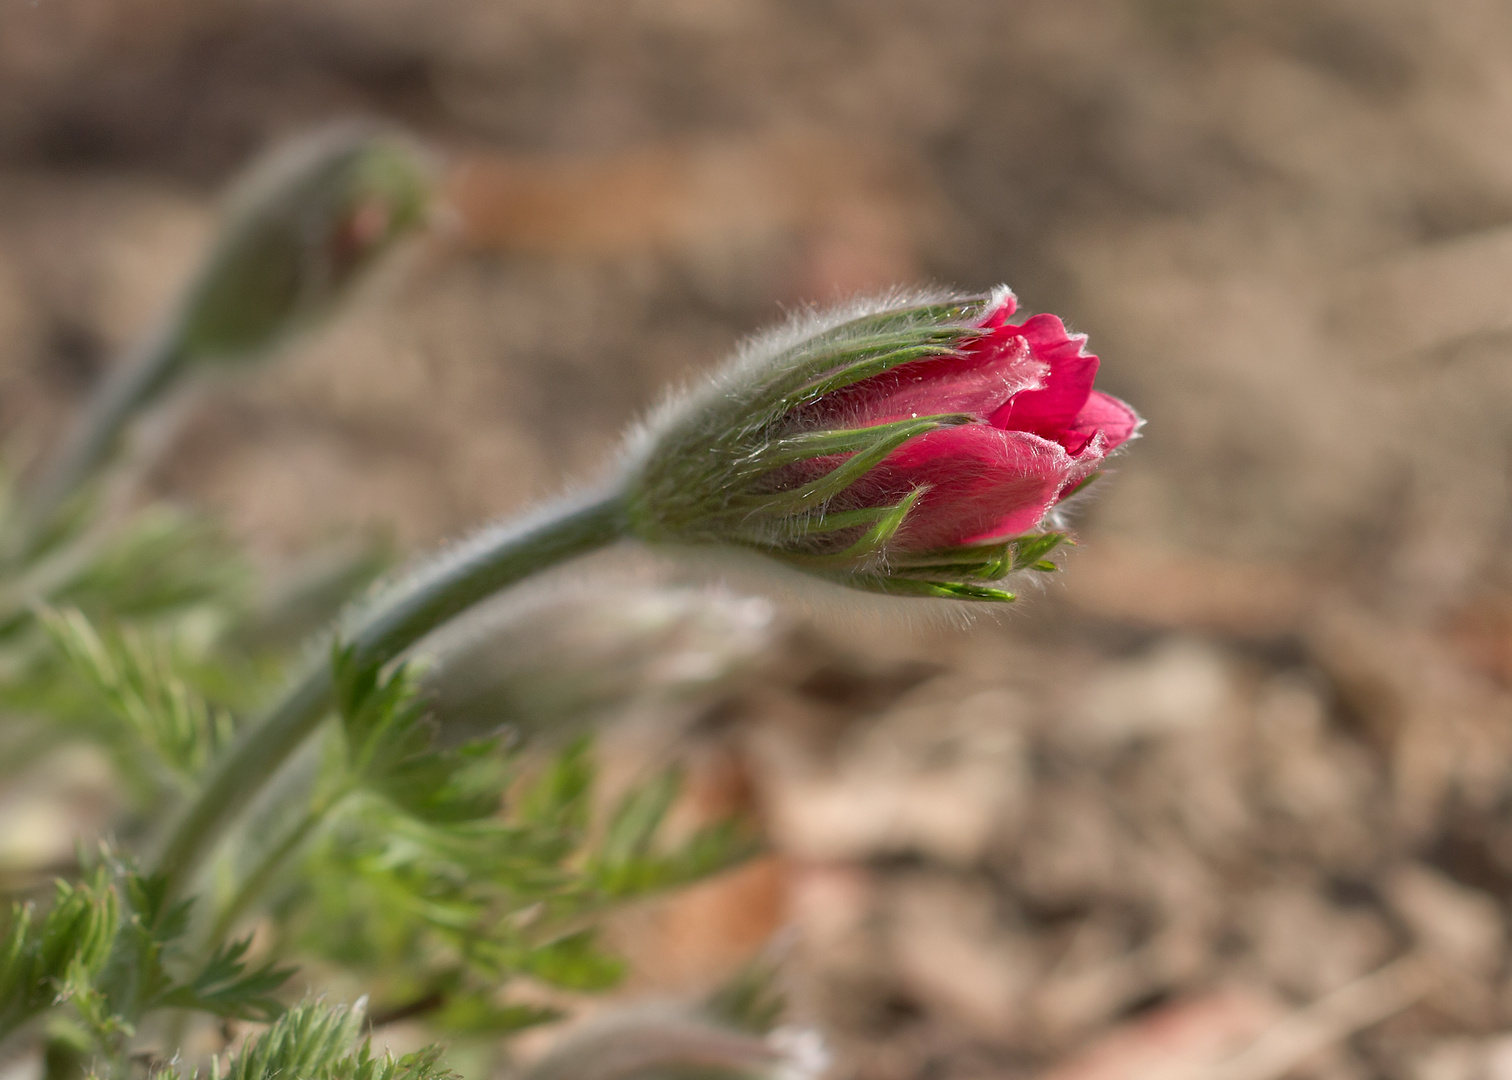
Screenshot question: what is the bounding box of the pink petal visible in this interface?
[1067,390,1141,453]
[834,335,1046,426]
[861,425,1088,550]
[988,314,1099,440]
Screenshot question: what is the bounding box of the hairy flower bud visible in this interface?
[621,288,1141,600]
[174,123,432,365]
[18,125,433,543]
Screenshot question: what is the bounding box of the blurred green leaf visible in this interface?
[149,1000,454,1080]
[39,607,234,781]
[0,870,118,1040]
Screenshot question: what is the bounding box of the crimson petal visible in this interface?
[1066,390,1140,453]
[988,314,1100,444]
[866,425,1090,550]
[831,334,1046,426]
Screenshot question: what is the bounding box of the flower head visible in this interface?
[623,288,1140,600]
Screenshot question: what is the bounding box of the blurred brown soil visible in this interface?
[7,1,1512,1078]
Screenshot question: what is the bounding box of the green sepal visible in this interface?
[774,488,925,567]
[1061,471,1102,499]
[780,502,906,537]
[749,413,973,470]
[895,545,1013,577]
[841,575,1018,602]
[1010,531,1070,570]
[793,342,971,402]
[821,298,990,336]
[739,414,965,517]
[833,486,923,559]
[749,301,992,412]
[887,558,1012,581]
[880,531,1069,583]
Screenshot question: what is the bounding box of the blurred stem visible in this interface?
[0,527,111,628]
[208,796,337,948]
[0,391,201,629]
[164,786,344,1058]
[19,330,186,554]
[152,490,629,900]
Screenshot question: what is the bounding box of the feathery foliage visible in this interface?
[0,856,292,1079]
[273,655,756,1034]
[147,1001,454,1080]
[40,607,235,783]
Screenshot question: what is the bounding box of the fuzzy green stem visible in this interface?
[206,793,341,951]
[20,331,187,553]
[151,491,629,899]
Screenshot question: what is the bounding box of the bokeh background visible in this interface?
[5,1,1512,1078]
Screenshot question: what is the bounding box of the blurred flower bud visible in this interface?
[21,124,432,541]
[172,123,432,366]
[420,584,778,747]
[518,1008,789,1080]
[621,288,1141,601]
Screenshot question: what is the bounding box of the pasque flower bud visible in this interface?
[173,123,431,365]
[21,125,432,541]
[621,288,1140,600]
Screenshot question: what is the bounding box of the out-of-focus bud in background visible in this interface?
[173,123,431,364]
[515,1007,816,1080]
[420,583,779,750]
[21,124,433,543]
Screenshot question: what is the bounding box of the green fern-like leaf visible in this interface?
[56,508,248,623]
[148,1001,455,1080]
[0,869,119,1039]
[39,607,234,780]
[589,768,760,899]
[157,935,292,1021]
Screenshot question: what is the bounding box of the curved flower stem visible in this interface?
[17,330,186,555]
[205,787,348,953]
[151,490,629,900]
[0,524,113,628]
[0,400,196,627]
